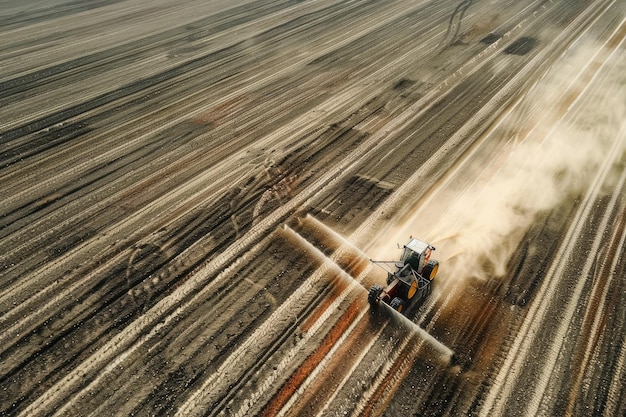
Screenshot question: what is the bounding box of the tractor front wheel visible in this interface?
[368,284,383,305]
[422,260,439,280]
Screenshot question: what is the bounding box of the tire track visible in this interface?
[563,171,626,416]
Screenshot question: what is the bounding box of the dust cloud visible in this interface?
[382,37,626,285]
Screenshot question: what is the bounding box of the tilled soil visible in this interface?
[1,0,625,416]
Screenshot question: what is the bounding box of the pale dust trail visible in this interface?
[477,18,626,417]
[379,23,626,288]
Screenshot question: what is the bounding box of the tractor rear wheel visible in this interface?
[390,297,405,313]
[368,284,383,305]
[422,260,439,280]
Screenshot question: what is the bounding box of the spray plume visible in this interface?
[381,37,626,284]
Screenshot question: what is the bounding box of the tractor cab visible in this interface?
[399,238,434,277]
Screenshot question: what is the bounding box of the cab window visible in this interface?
[401,248,420,270]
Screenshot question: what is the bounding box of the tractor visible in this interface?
[368,237,438,313]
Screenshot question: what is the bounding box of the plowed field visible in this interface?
[1,0,625,416]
